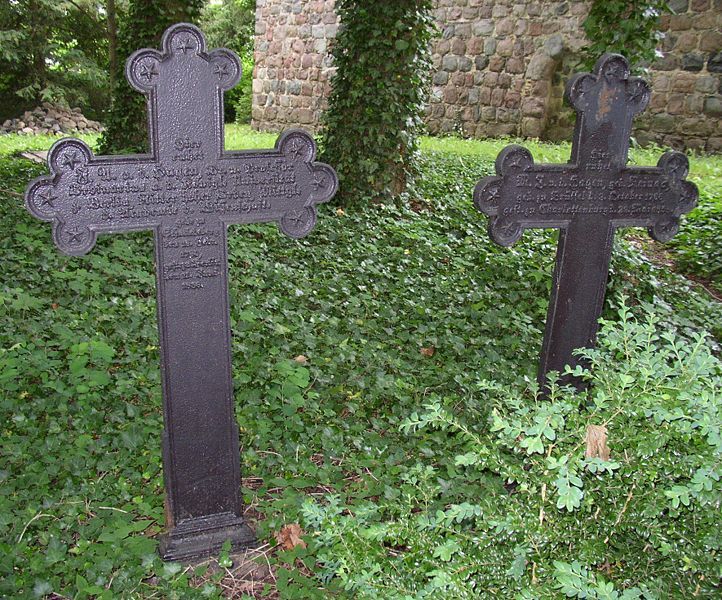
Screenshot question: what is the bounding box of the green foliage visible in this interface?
[233,53,255,125]
[582,0,669,72]
[320,0,435,206]
[1,131,720,597]
[98,0,205,155]
[311,304,721,597]
[0,0,112,120]
[201,0,254,57]
[668,178,722,293]
[201,0,255,123]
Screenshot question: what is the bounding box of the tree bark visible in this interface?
[107,0,118,90]
[28,0,48,91]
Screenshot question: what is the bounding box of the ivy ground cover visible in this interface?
[1,128,721,598]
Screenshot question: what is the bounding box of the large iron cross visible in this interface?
[25,23,338,561]
[474,54,697,389]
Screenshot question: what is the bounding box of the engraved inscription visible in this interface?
[64,159,299,226]
[173,137,204,162]
[162,218,222,290]
[502,171,672,218]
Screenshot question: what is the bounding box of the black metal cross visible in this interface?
[25,23,338,561]
[474,54,697,389]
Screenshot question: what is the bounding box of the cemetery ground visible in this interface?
[1,126,721,598]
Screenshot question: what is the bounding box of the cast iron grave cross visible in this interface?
[25,23,338,561]
[474,54,697,389]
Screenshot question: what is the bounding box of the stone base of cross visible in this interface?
[474,54,698,390]
[25,23,338,561]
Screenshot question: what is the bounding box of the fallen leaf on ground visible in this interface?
[275,523,307,550]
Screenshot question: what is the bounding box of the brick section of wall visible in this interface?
[252,0,338,133]
[253,0,722,151]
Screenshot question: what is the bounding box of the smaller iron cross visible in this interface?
[25,23,338,561]
[474,54,697,389]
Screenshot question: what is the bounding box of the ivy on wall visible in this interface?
[98,0,205,155]
[320,0,435,206]
[583,0,669,72]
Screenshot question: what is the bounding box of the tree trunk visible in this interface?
[28,0,48,93]
[107,0,118,90]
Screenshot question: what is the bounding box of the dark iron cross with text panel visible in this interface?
[474,54,697,389]
[25,23,338,561]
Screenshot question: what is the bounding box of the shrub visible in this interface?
[302,301,722,597]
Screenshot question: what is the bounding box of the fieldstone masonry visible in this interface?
[252,0,338,129]
[253,0,722,152]
[1,103,103,136]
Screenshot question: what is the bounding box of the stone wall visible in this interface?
[253,0,722,152]
[425,0,586,140]
[635,0,722,151]
[252,0,338,130]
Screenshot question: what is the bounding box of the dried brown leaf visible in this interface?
[275,523,307,550]
[420,346,435,357]
[585,424,610,460]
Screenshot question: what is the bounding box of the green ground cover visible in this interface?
[1,128,720,598]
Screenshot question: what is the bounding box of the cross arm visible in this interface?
[217,129,338,239]
[642,152,698,241]
[25,139,159,256]
[474,145,698,247]
[474,145,557,246]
